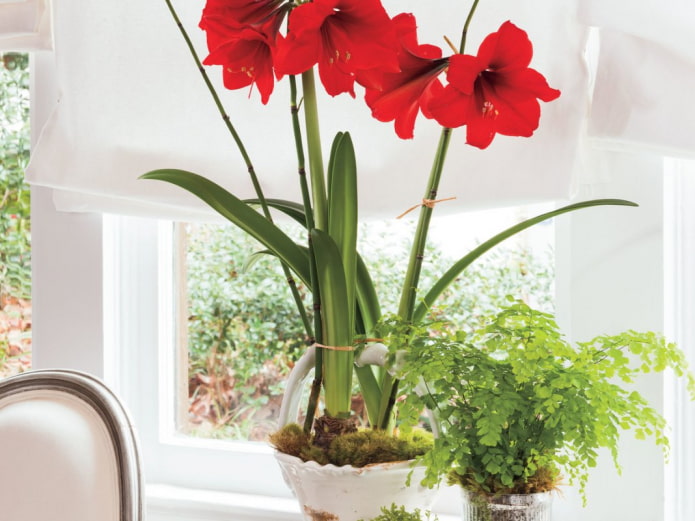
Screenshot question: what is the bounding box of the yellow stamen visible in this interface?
[482,101,499,118]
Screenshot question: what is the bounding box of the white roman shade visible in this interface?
[579,0,695,157]
[26,0,593,218]
[0,0,52,51]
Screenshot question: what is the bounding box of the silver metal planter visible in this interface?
[461,490,553,521]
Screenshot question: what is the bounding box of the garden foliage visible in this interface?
[0,53,30,301]
[0,53,31,377]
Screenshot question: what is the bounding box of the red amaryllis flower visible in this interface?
[427,21,561,149]
[200,0,287,27]
[274,0,399,97]
[201,14,282,104]
[361,13,448,139]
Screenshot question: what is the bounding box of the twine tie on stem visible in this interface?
[397,197,457,219]
[314,338,384,352]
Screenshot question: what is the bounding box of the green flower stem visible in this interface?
[164,0,253,174]
[289,75,317,339]
[289,76,312,230]
[380,0,479,428]
[396,0,479,320]
[301,69,328,231]
[164,0,312,340]
[300,68,339,421]
[374,128,453,429]
[459,0,481,53]
[289,75,324,432]
[397,127,453,321]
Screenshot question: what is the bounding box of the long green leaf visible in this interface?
[356,254,381,335]
[326,132,344,207]
[141,169,310,284]
[354,253,383,425]
[244,197,381,334]
[311,228,354,417]
[412,199,639,323]
[355,365,382,427]
[244,198,307,224]
[327,132,359,334]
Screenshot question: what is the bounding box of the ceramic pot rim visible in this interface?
[274,450,418,475]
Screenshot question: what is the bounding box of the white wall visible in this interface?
[30,53,105,377]
[555,152,666,521]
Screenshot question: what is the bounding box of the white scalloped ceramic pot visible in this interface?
[275,451,439,521]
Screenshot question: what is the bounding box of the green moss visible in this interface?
[268,423,311,457]
[270,424,433,467]
[359,504,438,521]
[449,464,561,496]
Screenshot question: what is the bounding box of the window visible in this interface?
[97,161,688,521]
[175,205,555,443]
[0,52,31,377]
[101,203,556,518]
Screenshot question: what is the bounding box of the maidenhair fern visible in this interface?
[388,298,695,500]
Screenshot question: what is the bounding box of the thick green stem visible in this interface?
[375,128,453,429]
[164,0,253,170]
[379,0,482,427]
[289,75,324,432]
[289,75,317,339]
[299,70,336,420]
[301,70,328,231]
[459,0,481,54]
[397,128,453,321]
[301,73,356,419]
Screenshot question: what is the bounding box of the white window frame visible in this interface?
[664,159,695,521]
[31,54,695,521]
[103,216,293,496]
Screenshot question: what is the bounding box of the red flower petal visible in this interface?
[199,1,287,103]
[273,31,322,76]
[202,20,278,104]
[274,0,399,97]
[444,54,480,96]
[477,21,533,72]
[427,21,560,148]
[426,84,473,129]
[200,0,286,27]
[362,13,447,138]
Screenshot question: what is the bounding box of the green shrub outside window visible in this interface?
[0,52,31,377]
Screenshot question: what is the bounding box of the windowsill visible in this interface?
[146,484,301,521]
[146,484,461,521]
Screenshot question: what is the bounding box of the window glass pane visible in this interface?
[0,52,31,377]
[175,204,554,441]
[177,219,308,441]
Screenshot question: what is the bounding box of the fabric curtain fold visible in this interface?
[0,0,53,51]
[579,0,695,157]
